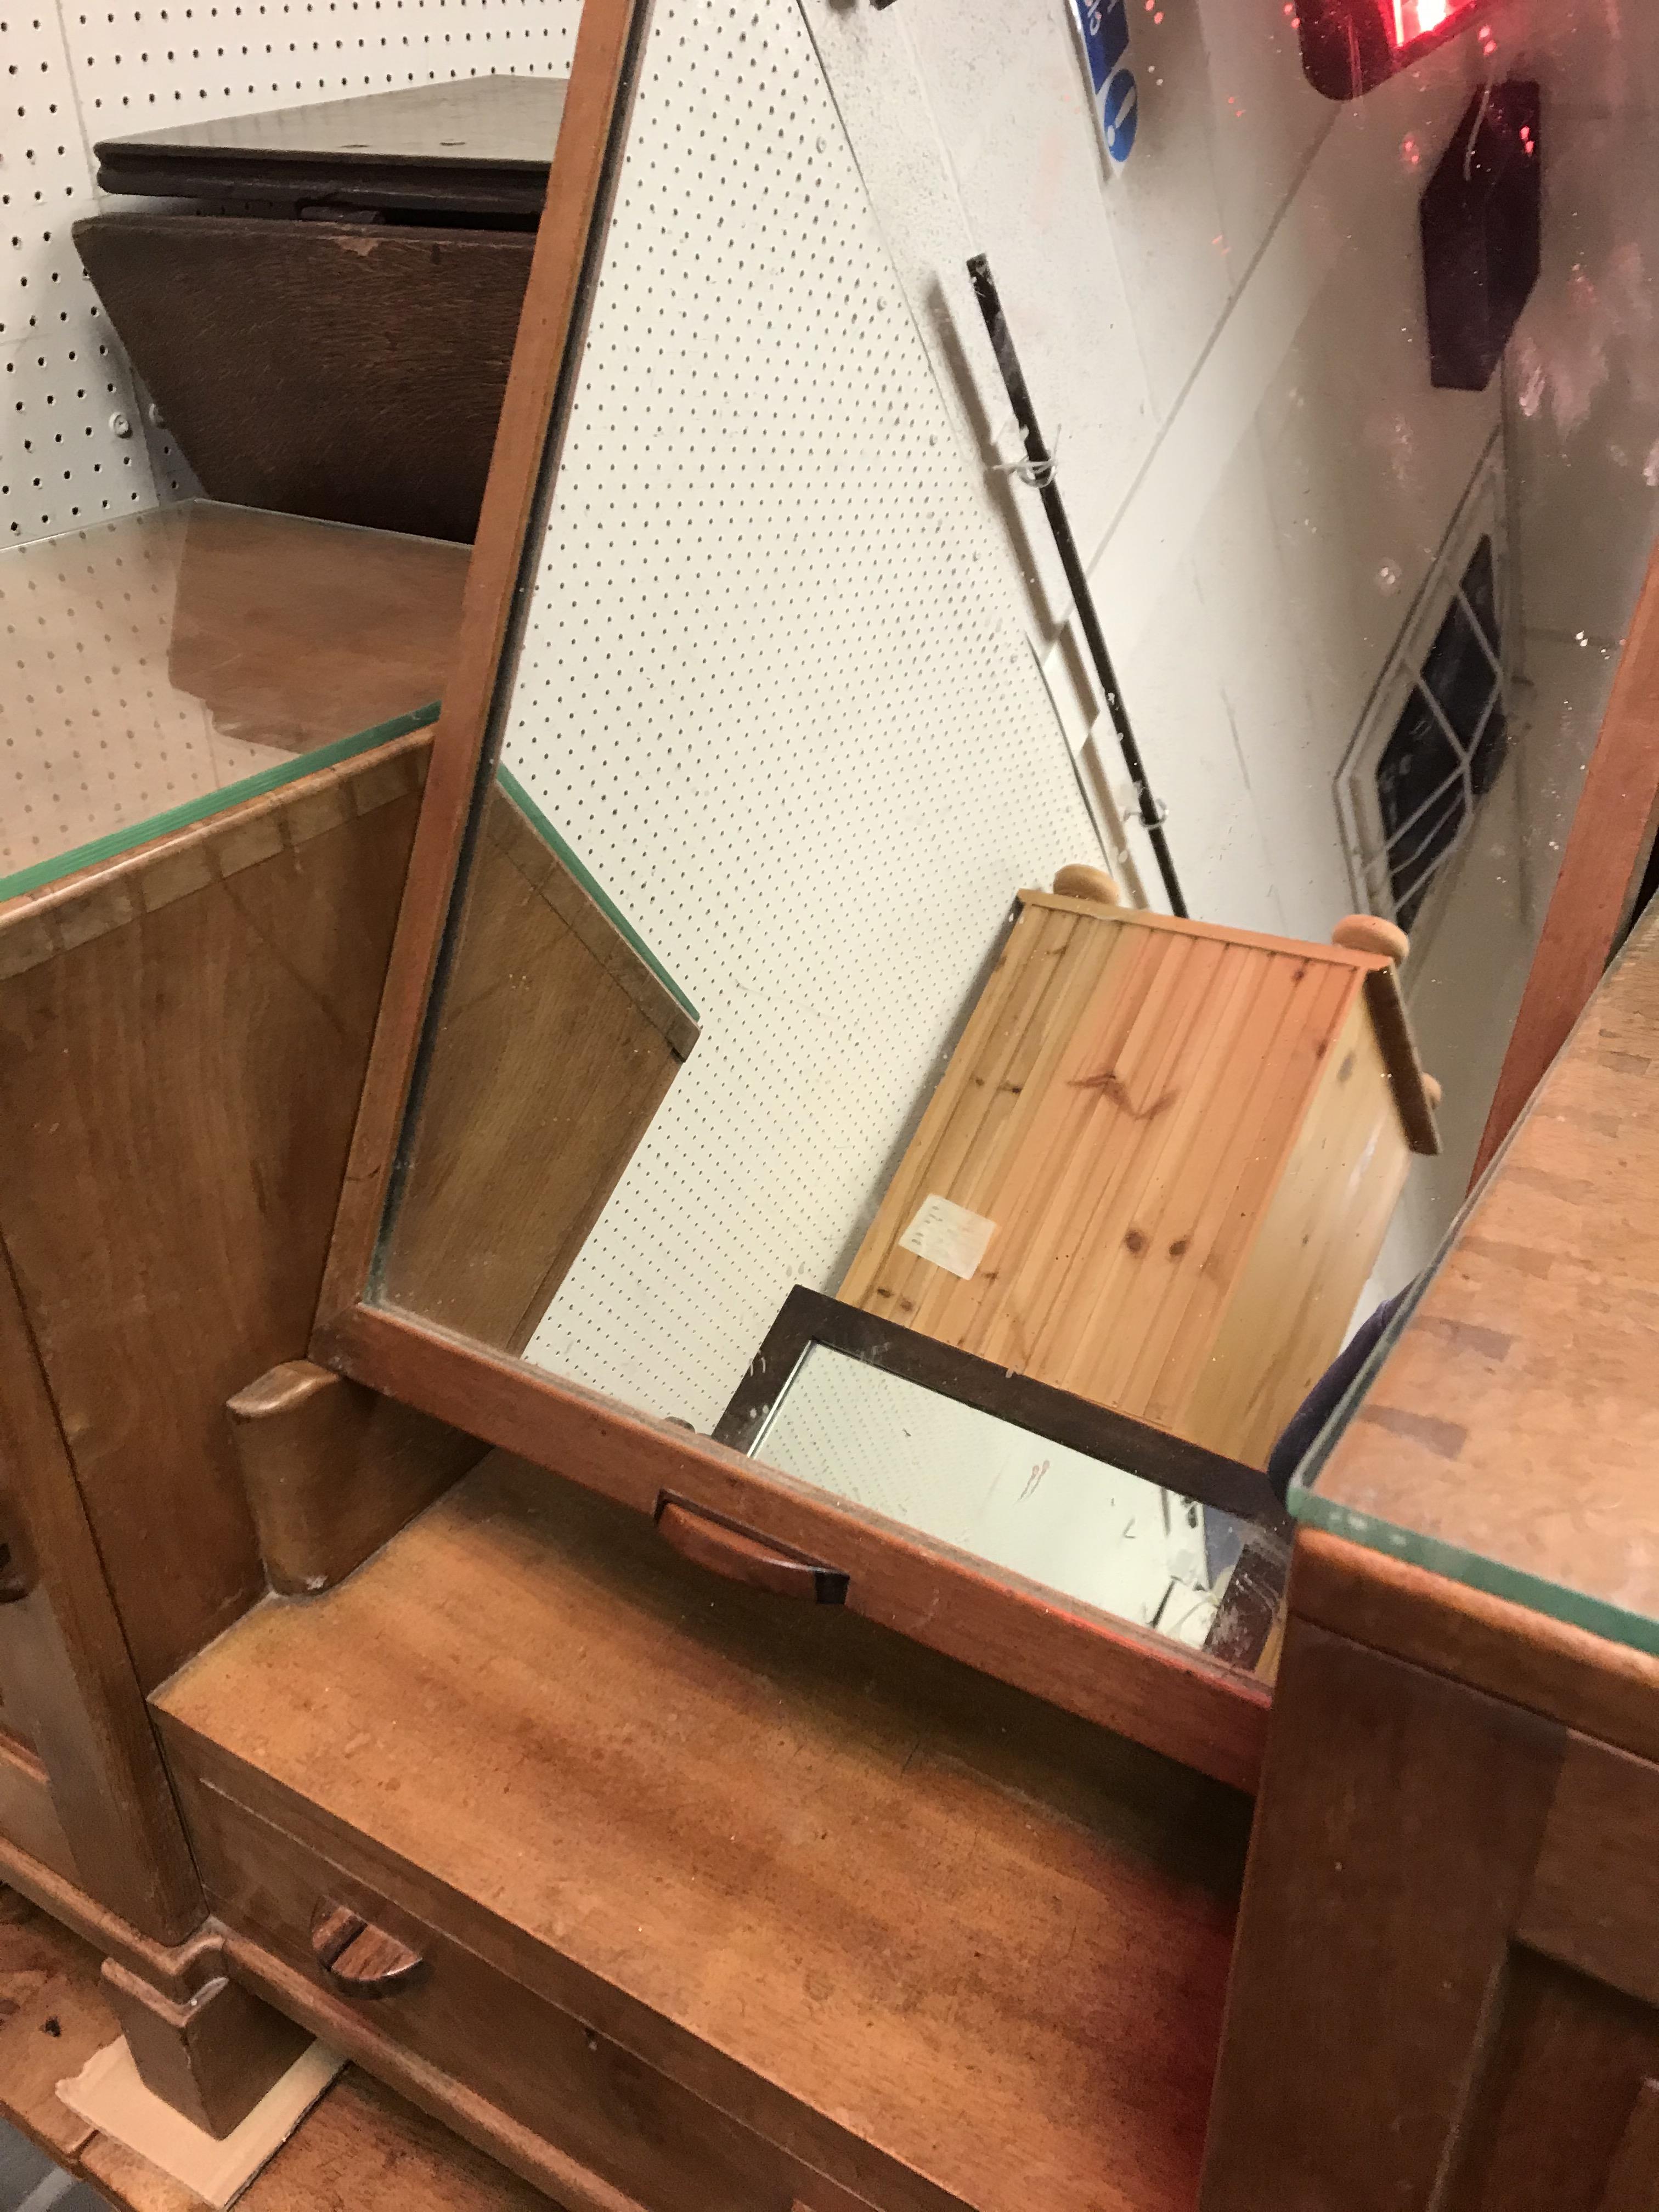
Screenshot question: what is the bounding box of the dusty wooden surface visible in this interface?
[0,1891,552,2209]
[1308,901,1659,1639]
[156,1453,1251,2212]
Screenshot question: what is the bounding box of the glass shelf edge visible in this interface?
[0,704,441,907]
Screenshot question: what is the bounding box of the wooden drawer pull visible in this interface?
[655,1499,848,1605]
[311,1901,426,1998]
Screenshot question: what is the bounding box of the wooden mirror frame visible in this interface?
[308,0,1270,1797]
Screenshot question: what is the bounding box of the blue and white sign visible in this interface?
[1068,0,1138,165]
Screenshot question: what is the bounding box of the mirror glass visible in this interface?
[743,1341,1289,1666]
[359,0,1659,1673]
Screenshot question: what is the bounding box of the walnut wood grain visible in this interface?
[312,1900,427,1997]
[1199,1621,1568,2211]
[1290,1529,1659,1770]
[228,1361,484,1596]
[101,1953,311,2138]
[0,747,425,1696]
[313,1302,1271,1791]
[654,1499,849,1604]
[1472,538,1659,1187]
[375,781,692,1353]
[154,1451,1252,2212]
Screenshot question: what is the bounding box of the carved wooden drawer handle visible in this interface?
[656,1499,849,1605]
[311,1901,426,1998]
[0,1543,29,1605]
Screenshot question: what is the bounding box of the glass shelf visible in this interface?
[1288,919,1659,1661]
[1,500,470,902]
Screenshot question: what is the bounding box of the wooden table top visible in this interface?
[1297,901,1659,1654]
[156,1454,1250,2212]
[0,1890,549,2209]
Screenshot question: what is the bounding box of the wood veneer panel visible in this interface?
[156,1452,1251,2212]
[1199,1622,1565,2212]
[0,760,422,1691]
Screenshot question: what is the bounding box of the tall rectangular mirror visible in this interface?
[302,0,1659,1789]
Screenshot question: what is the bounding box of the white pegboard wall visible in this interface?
[2,0,580,546]
[492,0,1098,1428]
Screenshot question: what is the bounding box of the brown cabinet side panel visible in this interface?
[1200,1621,1566,2212]
[0,788,419,1691]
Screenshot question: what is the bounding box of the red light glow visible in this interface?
[1391,0,1466,48]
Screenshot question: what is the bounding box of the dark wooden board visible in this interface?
[75,217,533,543]
[93,76,566,217]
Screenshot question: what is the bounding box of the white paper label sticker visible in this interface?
[898,1194,998,1281]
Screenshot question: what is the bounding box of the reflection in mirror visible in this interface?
[0,502,467,899]
[358,0,1659,1651]
[715,1293,1291,1673]
[376,768,697,1351]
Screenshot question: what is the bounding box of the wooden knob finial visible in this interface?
[1422,1074,1443,1110]
[1333,913,1409,965]
[1053,864,1122,909]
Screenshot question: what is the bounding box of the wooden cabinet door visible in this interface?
[0,1252,202,1940]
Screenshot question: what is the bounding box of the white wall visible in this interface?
[804,0,1500,940]
[500,0,1099,1426]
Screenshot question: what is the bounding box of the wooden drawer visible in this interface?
[173,1760,947,2212]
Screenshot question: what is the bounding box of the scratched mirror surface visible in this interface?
[368,0,1659,1662]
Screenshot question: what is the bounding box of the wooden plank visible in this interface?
[909,916,1159,1353]
[956,927,1191,1367]
[0,1731,78,1883]
[1290,1528,1659,1771]
[314,0,658,1337]
[180,1780,921,2212]
[1042,941,1264,1406]
[1472,538,1659,1187]
[1597,2080,1659,2212]
[1432,1950,1659,2212]
[1140,960,1356,1430]
[155,1452,1252,2212]
[74,215,532,544]
[1114,950,1332,1420]
[311,1306,1271,1788]
[841,902,1080,1326]
[1521,1734,1659,2014]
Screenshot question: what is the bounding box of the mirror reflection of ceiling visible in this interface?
[384,0,1656,1440]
